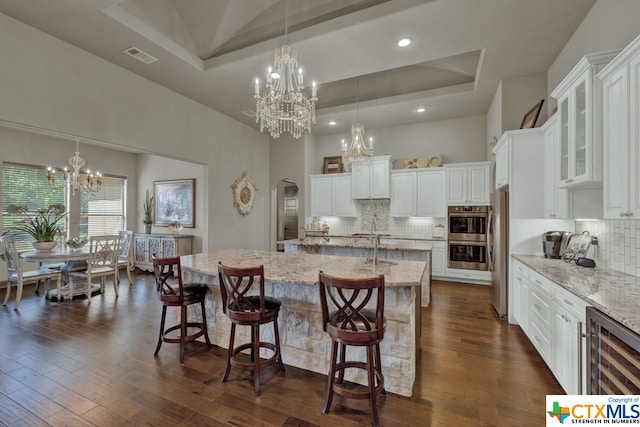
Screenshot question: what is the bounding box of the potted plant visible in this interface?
[5,205,66,250]
[143,189,154,234]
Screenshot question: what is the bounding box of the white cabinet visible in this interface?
[133,234,193,272]
[351,155,391,199]
[599,36,640,219]
[514,260,590,395]
[551,51,619,188]
[512,260,530,334]
[494,140,509,190]
[528,271,553,365]
[390,169,445,218]
[431,241,446,277]
[444,162,491,205]
[310,173,357,217]
[542,114,570,218]
[417,169,445,217]
[390,171,417,217]
[493,130,547,218]
[552,286,588,395]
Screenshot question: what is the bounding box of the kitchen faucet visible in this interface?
[370,218,380,266]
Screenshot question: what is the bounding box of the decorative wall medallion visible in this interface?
[231,171,257,215]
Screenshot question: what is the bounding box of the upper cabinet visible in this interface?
[351,155,391,199]
[390,168,445,217]
[599,35,640,219]
[550,50,620,188]
[310,173,357,217]
[542,114,570,218]
[445,162,491,205]
[493,130,546,219]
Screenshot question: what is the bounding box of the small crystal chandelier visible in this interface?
[47,140,102,196]
[253,1,317,139]
[341,80,373,168]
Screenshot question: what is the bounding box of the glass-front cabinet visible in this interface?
[552,51,619,188]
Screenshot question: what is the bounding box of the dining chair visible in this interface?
[70,234,121,303]
[0,236,62,309]
[116,230,134,285]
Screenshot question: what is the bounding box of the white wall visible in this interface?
[0,12,271,252]
[501,73,548,131]
[486,81,503,160]
[314,115,487,171]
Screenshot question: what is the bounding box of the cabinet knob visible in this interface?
[620,212,626,217]
[628,212,634,217]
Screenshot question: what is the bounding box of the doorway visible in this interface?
[275,179,299,252]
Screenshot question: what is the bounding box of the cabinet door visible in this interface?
[603,66,629,218]
[370,158,391,198]
[332,175,356,217]
[558,95,570,185]
[310,176,333,216]
[417,170,445,217]
[351,163,371,199]
[431,242,445,277]
[553,304,582,394]
[512,263,529,333]
[543,115,569,218]
[445,167,467,204]
[467,165,490,204]
[631,54,640,218]
[571,78,589,184]
[134,236,148,265]
[494,141,509,190]
[390,172,417,217]
[161,238,176,258]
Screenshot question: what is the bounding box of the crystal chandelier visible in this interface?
[253,2,317,139]
[341,80,373,168]
[47,140,102,196]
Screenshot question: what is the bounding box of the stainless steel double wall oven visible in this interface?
[447,205,490,271]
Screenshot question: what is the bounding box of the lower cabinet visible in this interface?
[431,241,446,277]
[133,233,193,272]
[515,260,589,395]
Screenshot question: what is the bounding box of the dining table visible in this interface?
[21,246,97,301]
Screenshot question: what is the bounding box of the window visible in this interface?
[2,162,126,252]
[79,174,126,236]
[2,163,67,252]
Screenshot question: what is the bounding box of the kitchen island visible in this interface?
[181,249,428,397]
[282,236,437,307]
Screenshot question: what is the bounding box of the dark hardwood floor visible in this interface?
[0,274,563,426]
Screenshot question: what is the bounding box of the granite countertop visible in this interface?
[280,236,439,251]
[513,255,640,335]
[181,249,427,287]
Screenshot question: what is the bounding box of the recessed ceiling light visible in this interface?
[329,121,337,126]
[416,107,426,113]
[397,38,412,48]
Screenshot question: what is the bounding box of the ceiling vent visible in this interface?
[241,110,256,118]
[123,47,158,64]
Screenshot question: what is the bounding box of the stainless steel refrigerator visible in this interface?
[490,190,508,320]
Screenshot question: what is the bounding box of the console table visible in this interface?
[133,233,193,272]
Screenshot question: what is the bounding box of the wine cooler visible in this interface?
[586,307,640,394]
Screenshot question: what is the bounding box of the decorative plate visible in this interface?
[417,157,430,168]
[231,171,257,215]
[428,154,442,167]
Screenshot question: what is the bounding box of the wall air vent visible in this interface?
[123,47,158,64]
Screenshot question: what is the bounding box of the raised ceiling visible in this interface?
[0,0,596,137]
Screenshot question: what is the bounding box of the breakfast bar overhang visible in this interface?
[181,249,428,397]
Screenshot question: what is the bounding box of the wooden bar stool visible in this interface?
[152,255,211,363]
[318,271,386,427]
[217,262,285,395]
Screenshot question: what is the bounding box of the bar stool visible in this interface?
[318,271,386,427]
[217,262,285,395]
[152,255,211,363]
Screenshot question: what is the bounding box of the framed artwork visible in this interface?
[323,156,343,174]
[153,178,195,227]
[520,99,545,129]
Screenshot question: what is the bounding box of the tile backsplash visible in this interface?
[575,220,640,277]
[309,199,445,239]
